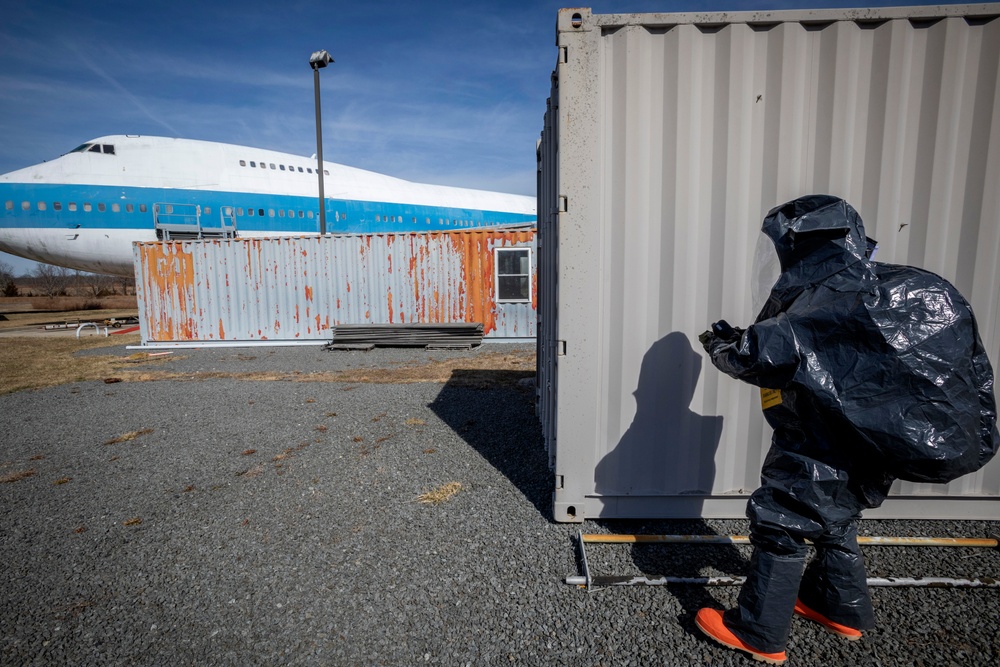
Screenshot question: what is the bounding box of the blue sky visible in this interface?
[0,0,964,276]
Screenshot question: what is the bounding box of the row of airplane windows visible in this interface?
[239,159,330,176]
[7,200,149,213]
[7,200,484,226]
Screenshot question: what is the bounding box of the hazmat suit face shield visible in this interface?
[751,231,781,318]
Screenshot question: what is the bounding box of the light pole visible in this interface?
[309,50,333,235]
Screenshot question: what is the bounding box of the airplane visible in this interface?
[0,135,536,277]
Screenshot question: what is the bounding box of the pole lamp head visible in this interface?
[310,50,334,70]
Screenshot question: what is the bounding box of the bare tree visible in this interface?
[76,270,116,298]
[33,264,72,297]
[0,261,19,297]
[117,273,136,296]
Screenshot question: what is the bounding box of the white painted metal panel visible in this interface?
[539,5,1000,521]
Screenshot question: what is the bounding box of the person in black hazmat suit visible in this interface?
[695,194,999,664]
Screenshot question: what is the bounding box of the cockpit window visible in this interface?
[69,143,115,155]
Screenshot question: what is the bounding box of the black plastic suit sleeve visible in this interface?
[708,313,800,389]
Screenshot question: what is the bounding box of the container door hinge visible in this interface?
[557,340,567,356]
[558,196,568,213]
[559,46,568,64]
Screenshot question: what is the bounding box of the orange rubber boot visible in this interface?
[793,599,863,640]
[695,608,787,664]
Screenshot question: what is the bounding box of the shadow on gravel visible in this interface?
[598,518,750,638]
[429,369,553,520]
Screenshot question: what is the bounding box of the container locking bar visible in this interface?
[568,532,1000,592]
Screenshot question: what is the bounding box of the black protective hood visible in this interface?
[756,195,875,322]
[706,195,999,484]
[762,195,868,271]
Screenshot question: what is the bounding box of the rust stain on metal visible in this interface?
[532,271,538,310]
[137,230,536,343]
[139,243,198,341]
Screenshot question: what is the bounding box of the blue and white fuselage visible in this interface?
[0,135,536,276]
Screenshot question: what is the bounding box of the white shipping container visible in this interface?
[537,5,1000,522]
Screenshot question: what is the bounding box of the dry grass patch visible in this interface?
[238,464,265,478]
[416,481,463,505]
[0,308,535,395]
[0,331,143,394]
[104,428,153,445]
[1,468,36,483]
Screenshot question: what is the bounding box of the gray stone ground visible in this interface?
[1,344,998,665]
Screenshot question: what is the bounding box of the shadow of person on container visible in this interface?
[594,332,747,631]
[428,364,553,520]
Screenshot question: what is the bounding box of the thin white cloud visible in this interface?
[66,43,182,136]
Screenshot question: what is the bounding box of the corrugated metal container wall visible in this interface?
[539,5,1000,522]
[133,230,537,344]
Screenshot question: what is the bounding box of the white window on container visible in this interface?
[98,203,106,212]
[21,201,30,211]
[37,202,46,211]
[69,203,77,211]
[140,204,147,213]
[268,209,275,217]
[125,204,133,213]
[54,202,62,211]
[237,208,244,216]
[240,160,247,167]
[84,203,92,212]
[270,163,276,170]
[112,203,120,212]
[5,201,12,210]
[204,207,211,215]
[298,210,304,218]
[496,247,531,303]
[279,209,285,217]
[307,211,314,219]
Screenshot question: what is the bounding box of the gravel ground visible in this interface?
[1,344,998,666]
